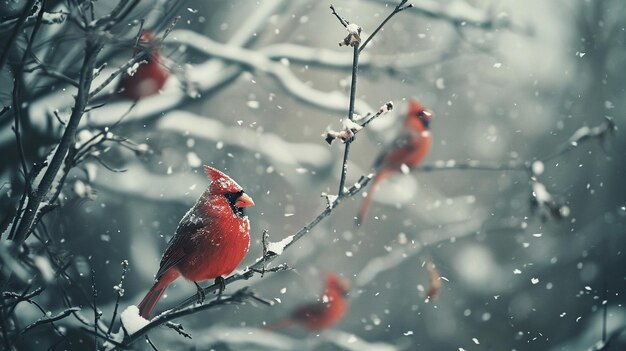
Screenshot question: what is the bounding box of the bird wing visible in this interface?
[154,208,206,280]
[291,302,327,322]
[372,130,420,171]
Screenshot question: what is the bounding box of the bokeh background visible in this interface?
[1,0,625,350]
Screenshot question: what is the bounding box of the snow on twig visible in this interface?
[324,102,394,144]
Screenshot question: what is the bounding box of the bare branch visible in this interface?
[115,288,262,348]
[106,260,129,339]
[0,0,37,72]
[21,307,81,335]
[324,102,394,145]
[359,0,413,53]
[329,5,349,28]
[11,39,102,244]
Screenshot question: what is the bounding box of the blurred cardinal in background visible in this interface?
[267,273,349,331]
[117,30,169,100]
[138,166,254,318]
[356,99,433,225]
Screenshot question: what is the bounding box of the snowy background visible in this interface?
[1,0,625,350]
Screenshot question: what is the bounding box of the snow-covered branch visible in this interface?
[324,102,394,144]
[165,29,373,115]
[104,288,268,349]
[158,326,401,351]
[368,0,524,32]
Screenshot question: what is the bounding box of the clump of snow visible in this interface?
[34,256,55,283]
[435,77,445,90]
[103,330,124,351]
[343,119,362,132]
[346,23,360,35]
[266,235,294,255]
[186,152,202,168]
[73,180,95,200]
[85,163,98,181]
[135,143,150,155]
[531,160,544,175]
[42,12,66,24]
[379,101,394,114]
[340,23,362,47]
[531,181,551,203]
[400,163,410,175]
[75,129,95,149]
[321,192,338,207]
[120,305,149,335]
[126,61,142,77]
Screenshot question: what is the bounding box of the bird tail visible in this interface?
[356,170,390,226]
[264,318,294,332]
[138,270,178,319]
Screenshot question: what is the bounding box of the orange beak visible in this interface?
[235,193,255,208]
[422,109,433,119]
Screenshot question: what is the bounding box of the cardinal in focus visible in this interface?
[356,99,434,225]
[138,166,254,318]
[267,273,349,331]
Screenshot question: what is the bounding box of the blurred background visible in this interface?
[1,0,625,350]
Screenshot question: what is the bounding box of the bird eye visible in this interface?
[417,110,433,121]
[223,190,247,218]
[224,190,244,207]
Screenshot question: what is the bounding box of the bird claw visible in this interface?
[214,276,226,298]
[194,282,205,304]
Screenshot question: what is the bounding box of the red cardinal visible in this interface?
[356,99,434,225]
[138,166,255,318]
[267,273,349,331]
[116,30,169,101]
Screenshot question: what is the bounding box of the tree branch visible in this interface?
[0,0,37,72]
[359,0,413,53]
[21,307,81,335]
[11,40,102,244]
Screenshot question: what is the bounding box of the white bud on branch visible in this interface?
[340,23,362,47]
[323,101,394,145]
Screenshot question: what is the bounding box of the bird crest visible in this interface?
[203,165,243,194]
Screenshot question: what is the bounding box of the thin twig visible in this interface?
[337,45,359,195]
[106,260,128,340]
[417,117,616,174]
[11,41,102,243]
[145,335,159,350]
[91,269,99,350]
[115,288,260,348]
[21,307,81,334]
[7,0,48,241]
[329,5,349,27]
[0,296,11,350]
[359,0,413,53]
[0,0,37,72]
[324,102,394,144]
[165,322,192,339]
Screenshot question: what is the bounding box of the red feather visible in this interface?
[138,166,254,318]
[267,273,349,331]
[356,99,433,225]
[117,31,169,101]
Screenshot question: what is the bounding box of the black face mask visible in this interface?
[224,190,246,217]
[417,112,430,128]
